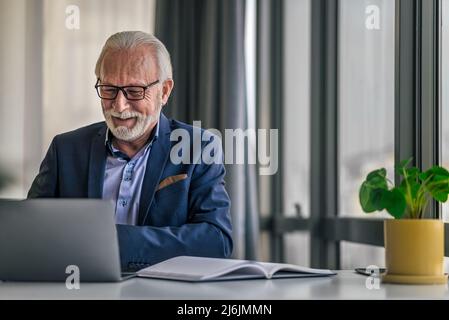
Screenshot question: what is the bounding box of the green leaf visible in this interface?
[429,166,449,177]
[405,167,419,180]
[395,158,413,176]
[366,177,388,190]
[371,189,385,211]
[427,176,449,202]
[398,158,412,168]
[359,181,379,212]
[359,170,389,214]
[398,178,420,201]
[365,169,388,190]
[419,167,449,204]
[359,181,373,212]
[366,168,387,181]
[381,188,406,219]
[432,191,448,203]
[420,166,449,182]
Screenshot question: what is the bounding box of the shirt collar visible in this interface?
[105,118,160,160]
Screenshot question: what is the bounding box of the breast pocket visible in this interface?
[155,177,189,200]
[151,179,189,226]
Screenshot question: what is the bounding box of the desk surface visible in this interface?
[0,271,448,300]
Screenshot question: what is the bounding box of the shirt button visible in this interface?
[120,200,127,207]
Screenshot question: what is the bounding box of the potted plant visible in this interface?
[359,158,448,284]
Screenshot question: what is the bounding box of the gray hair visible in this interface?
[95,31,173,81]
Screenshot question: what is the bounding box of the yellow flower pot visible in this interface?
[383,219,447,284]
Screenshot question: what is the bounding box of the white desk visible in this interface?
[0,271,448,300]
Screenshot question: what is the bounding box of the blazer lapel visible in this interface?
[88,125,108,198]
[138,113,172,225]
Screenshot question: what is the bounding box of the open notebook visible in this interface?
[136,256,337,282]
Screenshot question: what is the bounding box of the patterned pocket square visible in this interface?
[156,174,188,191]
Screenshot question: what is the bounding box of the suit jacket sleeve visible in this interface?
[27,137,59,198]
[116,146,233,271]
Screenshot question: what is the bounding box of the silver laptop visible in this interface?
[0,199,135,282]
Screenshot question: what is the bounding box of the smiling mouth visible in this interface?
[112,116,137,127]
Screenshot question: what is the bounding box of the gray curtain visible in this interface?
[155,0,259,260]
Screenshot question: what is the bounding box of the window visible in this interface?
[338,0,395,268]
[283,0,311,267]
[441,0,449,273]
[441,0,449,223]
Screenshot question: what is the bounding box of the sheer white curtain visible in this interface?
[0,0,155,198]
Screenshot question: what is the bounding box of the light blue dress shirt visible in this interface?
[102,121,159,225]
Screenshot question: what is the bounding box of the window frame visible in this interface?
[260,0,446,269]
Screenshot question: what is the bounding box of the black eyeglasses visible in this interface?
[94,78,160,101]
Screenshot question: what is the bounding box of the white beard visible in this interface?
[103,109,159,142]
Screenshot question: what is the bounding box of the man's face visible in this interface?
[99,46,164,142]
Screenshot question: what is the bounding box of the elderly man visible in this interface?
[28,31,233,271]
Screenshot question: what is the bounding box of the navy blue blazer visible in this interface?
[28,113,233,270]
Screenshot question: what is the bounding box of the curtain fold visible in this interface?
[155,0,259,260]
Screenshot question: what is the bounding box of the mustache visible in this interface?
[105,110,145,120]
